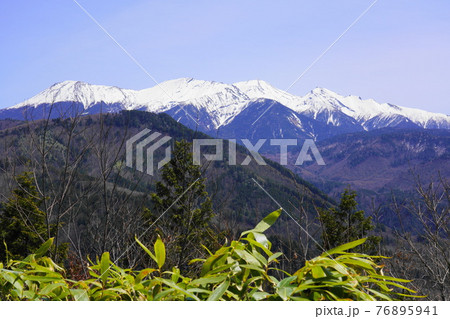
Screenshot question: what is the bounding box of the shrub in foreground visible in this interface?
[0,209,418,301]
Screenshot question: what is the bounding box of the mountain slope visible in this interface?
[0,110,332,230]
[2,79,449,140]
[275,128,450,202]
[0,110,336,268]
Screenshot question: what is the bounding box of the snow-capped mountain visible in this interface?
[2,78,449,140]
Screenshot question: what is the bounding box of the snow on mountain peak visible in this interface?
[6,78,449,130]
[234,79,301,110]
[310,87,337,96]
[51,80,79,87]
[11,80,135,110]
[130,78,252,127]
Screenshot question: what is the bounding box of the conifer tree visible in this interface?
[143,140,215,272]
[0,172,47,261]
[0,172,67,262]
[318,189,380,254]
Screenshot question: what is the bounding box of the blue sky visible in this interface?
[1,0,449,114]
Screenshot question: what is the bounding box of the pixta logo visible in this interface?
[193,139,325,166]
[126,129,325,176]
[126,129,172,176]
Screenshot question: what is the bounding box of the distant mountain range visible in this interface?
[277,128,450,193]
[281,127,450,227]
[2,78,449,141]
[1,80,448,228]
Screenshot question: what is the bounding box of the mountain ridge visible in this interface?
[2,79,449,139]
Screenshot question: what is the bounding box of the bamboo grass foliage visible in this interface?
[0,209,419,301]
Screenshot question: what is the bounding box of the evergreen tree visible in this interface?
[318,189,380,254]
[143,140,215,272]
[0,172,48,261]
[0,172,67,262]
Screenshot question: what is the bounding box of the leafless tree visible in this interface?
[0,98,154,268]
[390,173,449,300]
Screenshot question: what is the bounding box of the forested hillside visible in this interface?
[262,128,450,228]
[0,110,447,300]
[0,110,332,271]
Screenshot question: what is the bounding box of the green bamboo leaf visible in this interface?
[313,258,349,275]
[26,264,62,274]
[171,267,180,283]
[395,292,426,298]
[352,289,376,301]
[252,232,270,249]
[69,289,89,301]
[238,264,265,272]
[187,288,214,294]
[55,289,71,300]
[35,238,54,258]
[207,279,230,301]
[277,276,297,288]
[242,237,272,256]
[337,258,374,270]
[135,236,158,265]
[323,238,367,256]
[100,252,110,284]
[369,274,411,283]
[278,287,294,300]
[278,277,297,300]
[256,209,282,233]
[203,263,234,275]
[311,266,326,278]
[294,283,343,293]
[268,252,283,263]
[154,288,176,301]
[201,251,229,276]
[154,236,166,269]
[252,291,271,301]
[234,249,261,266]
[135,268,157,284]
[312,291,324,301]
[241,209,282,237]
[1,272,23,293]
[22,275,62,282]
[366,288,393,301]
[375,280,417,293]
[40,282,66,296]
[22,290,37,300]
[189,258,206,264]
[251,249,268,266]
[290,296,312,301]
[255,209,282,233]
[201,244,213,256]
[191,275,228,286]
[160,279,200,301]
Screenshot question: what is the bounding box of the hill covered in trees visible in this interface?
[0,110,448,300]
[0,110,332,271]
